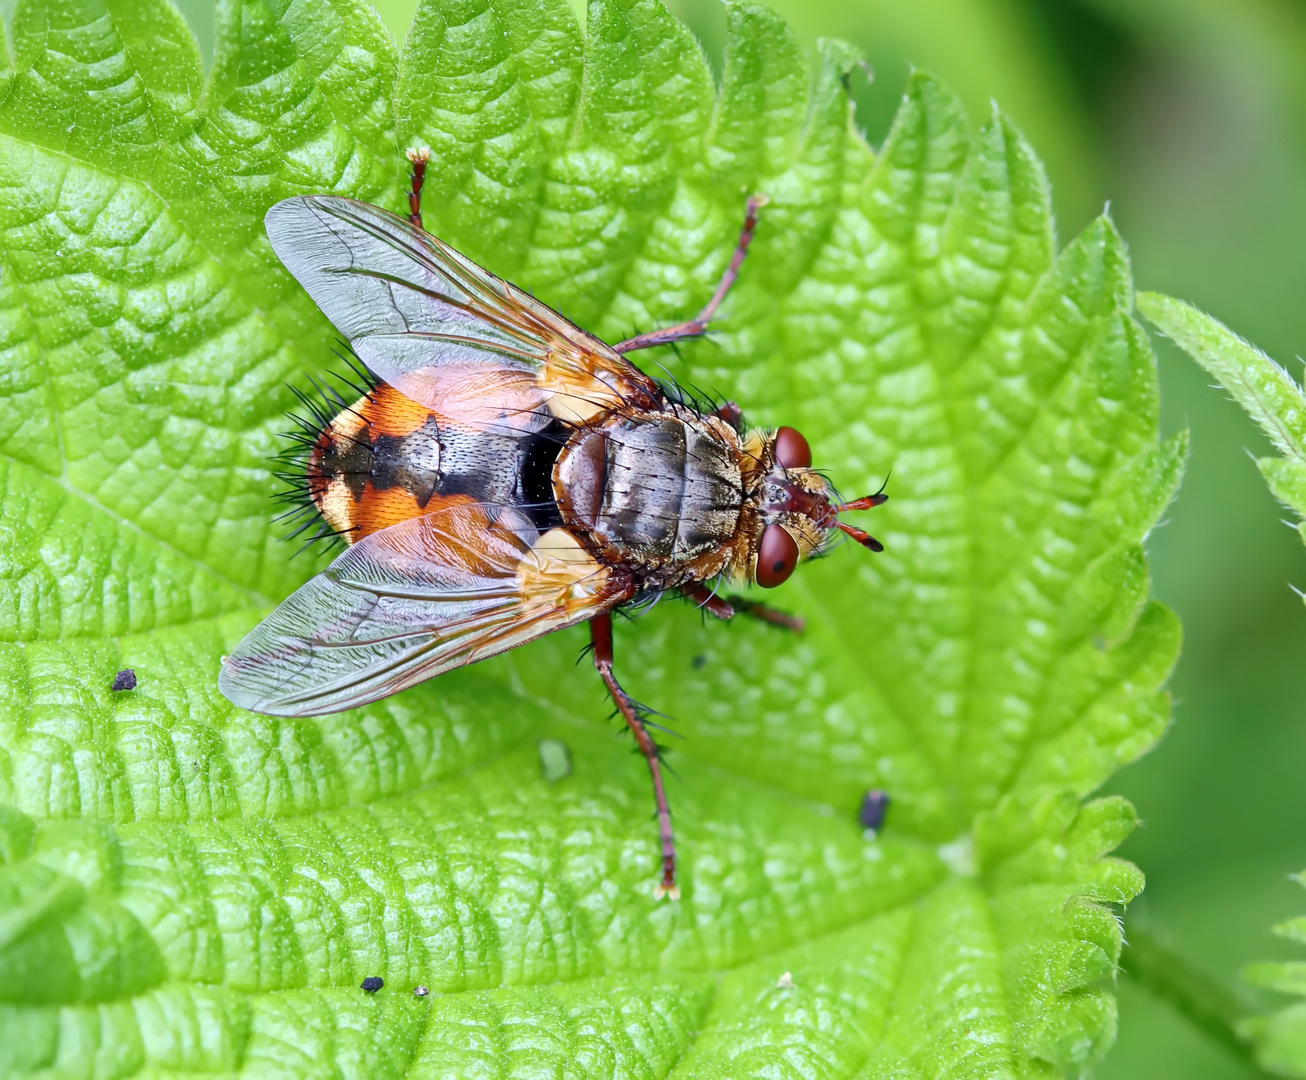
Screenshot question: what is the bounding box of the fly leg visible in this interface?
[682,584,735,621]
[590,613,679,900]
[724,596,805,633]
[405,148,430,230]
[683,584,805,633]
[613,195,767,354]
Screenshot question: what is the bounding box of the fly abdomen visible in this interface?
[306,381,554,541]
[320,415,442,505]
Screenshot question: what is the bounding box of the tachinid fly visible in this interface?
[219,149,888,899]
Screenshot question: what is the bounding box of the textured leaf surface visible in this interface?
[0,0,1178,1075]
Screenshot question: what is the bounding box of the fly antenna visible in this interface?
[834,470,890,513]
[834,492,888,512]
[836,521,884,552]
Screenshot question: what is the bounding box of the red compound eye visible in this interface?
[755,524,799,588]
[774,426,812,469]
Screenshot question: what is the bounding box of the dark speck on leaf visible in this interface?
[111,669,137,692]
[858,789,890,833]
[361,976,384,993]
[691,654,706,669]
[413,985,430,997]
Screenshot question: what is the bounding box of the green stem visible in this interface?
[1121,921,1267,1074]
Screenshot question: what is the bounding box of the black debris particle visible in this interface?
[111,669,137,692]
[858,789,890,833]
[538,738,572,783]
[361,976,384,993]
[691,654,706,670]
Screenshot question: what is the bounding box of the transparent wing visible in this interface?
[264,196,659,429]
[219,505,633,717]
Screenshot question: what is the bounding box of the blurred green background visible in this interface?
[171,0,1306,1073]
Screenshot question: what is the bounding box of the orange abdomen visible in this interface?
[307,382,530,541]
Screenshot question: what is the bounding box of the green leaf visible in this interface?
[1135,294,1306,1077]
[1239,874,1306,1077]
[1138,291,1306,555]
[0,0,1179,1075]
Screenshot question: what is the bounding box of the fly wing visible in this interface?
[218,505,634,717]
[264,196,660,431]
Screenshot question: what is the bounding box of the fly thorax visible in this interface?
[553,410,744,568]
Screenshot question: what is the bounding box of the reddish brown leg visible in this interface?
[614,195,768,354]
[727,596,806,633]
[406,148,430,230]
[590,613,679,900]
[682,583,735,621]
[682,584,805,633]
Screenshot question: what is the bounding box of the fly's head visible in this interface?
[742,426,887,589]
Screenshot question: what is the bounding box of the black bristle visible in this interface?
[334,340,379,394]
[280,515,323,540]
[271,346,379,554]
